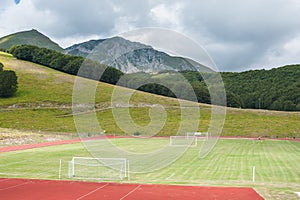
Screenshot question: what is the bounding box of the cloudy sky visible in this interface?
[1,0,300,71]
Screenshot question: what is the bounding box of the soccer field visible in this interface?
[0,138,299,199]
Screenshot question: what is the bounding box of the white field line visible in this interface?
[166,173,175,180]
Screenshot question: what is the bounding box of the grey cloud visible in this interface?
[180,0,300,71]
[31,0,118,37]
[1,0,300,71]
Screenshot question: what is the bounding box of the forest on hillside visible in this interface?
[178,69,300,111]
[221,67,300,111]
[9,45,123,85]
[8,45,300,111]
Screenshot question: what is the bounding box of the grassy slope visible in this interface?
[0,30,63,52]
[0,138,299,199]
[0,52,300,138]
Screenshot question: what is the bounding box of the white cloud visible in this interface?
[112,16,138,35]
[149,3,183,30]
[258,34,300,69]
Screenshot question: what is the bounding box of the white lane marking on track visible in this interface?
[0,181,32,190]
[76,183,109,200]
[120,185,141,200]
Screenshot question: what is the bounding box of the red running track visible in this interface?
[0,178,264,200]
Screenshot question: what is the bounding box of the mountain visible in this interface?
[0,30,212,73]
[0,29,63,52]
[65,37,212,73]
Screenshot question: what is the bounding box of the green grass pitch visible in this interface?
[0,138,300,199]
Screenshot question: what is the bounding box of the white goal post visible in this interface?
[186,132,208,140]
[68,157,129,180]
[169,136,198,147]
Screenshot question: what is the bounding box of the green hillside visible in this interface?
[0,52,299,139]
[222,66,300,111]
[132,67,300,111]
[0,30,63,52]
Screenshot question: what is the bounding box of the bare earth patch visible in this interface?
[0,128,71,147]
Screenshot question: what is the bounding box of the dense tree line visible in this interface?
[118,68,300,111]
[0,62,18,97]
[117,72,215,105]
[9,45,124,85]
[221,65,300,111]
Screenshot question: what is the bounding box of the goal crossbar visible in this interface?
[186,132,208,140]
[68,157,128,180]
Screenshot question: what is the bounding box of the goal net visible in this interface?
[169,136,197,147]
[186,132,208,140]
[68,157,128,180]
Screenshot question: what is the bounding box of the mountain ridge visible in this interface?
[0,29,211,74]
[65,36,212,73]
[0,29,63,52]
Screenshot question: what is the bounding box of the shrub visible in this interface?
[0,70,18,97]
[0,62,3,72]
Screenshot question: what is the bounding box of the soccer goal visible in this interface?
[186,132,208,140]
[68,157,129,180]
[169,136,198,147]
